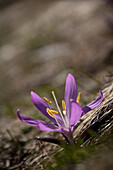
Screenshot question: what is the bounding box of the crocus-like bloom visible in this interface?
[17,74,103,145]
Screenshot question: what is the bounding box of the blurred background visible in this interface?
[0,0,113,169]
[0,0,113,138]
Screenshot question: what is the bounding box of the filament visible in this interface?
[54,115,61,128]
[52,91,67,128]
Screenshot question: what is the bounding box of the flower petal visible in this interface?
[65,74,78,119]
[82,91,103,116]
[70,100,82,126]
[31,91,57,124]
[17,109,61,132]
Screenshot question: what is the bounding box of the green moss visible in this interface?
[45,131,113,169]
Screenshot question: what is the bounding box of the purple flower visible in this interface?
[17,74,103,145]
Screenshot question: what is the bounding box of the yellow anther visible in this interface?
[43,97,52,104]
[62,100,66,116]
[51,110,59,114]
[62,100,66,111]
[46,108,54,117]
[77,92,81,104]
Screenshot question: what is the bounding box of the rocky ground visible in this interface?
[0,0,113,169]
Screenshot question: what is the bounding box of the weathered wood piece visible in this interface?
[74,83,113,143]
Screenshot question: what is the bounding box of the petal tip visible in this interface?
[17,109,20,112]
[17,109,20,116]
[99,90,103,100]
[30,91,37,103]
[67,73,77,83]
[17,109,22,121]
[67,73,74,78]
[30,91,35,96]
[99,90,103,95]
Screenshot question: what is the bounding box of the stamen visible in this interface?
[51,110,59,114]
[46,108,54,117]
[54,115,61,128]
[62,100,66,116]
[62,100,66,111]
[65,115,69,128]
[52,91,67,128]
[63,110,66,116]
[77,92,81,104]
[43,97,52,104]
[62,100,69,127]
[46,108,61,128]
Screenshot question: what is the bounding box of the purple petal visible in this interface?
[17,109,61,132]
[69,100,82,126]
[82,91,103,116]
[31,91,57,124]
[65,74,78,119]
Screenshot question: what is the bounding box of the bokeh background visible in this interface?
[0,0,113,168]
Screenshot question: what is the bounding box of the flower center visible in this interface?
[44,92,68,129]
[44,91,81,129]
